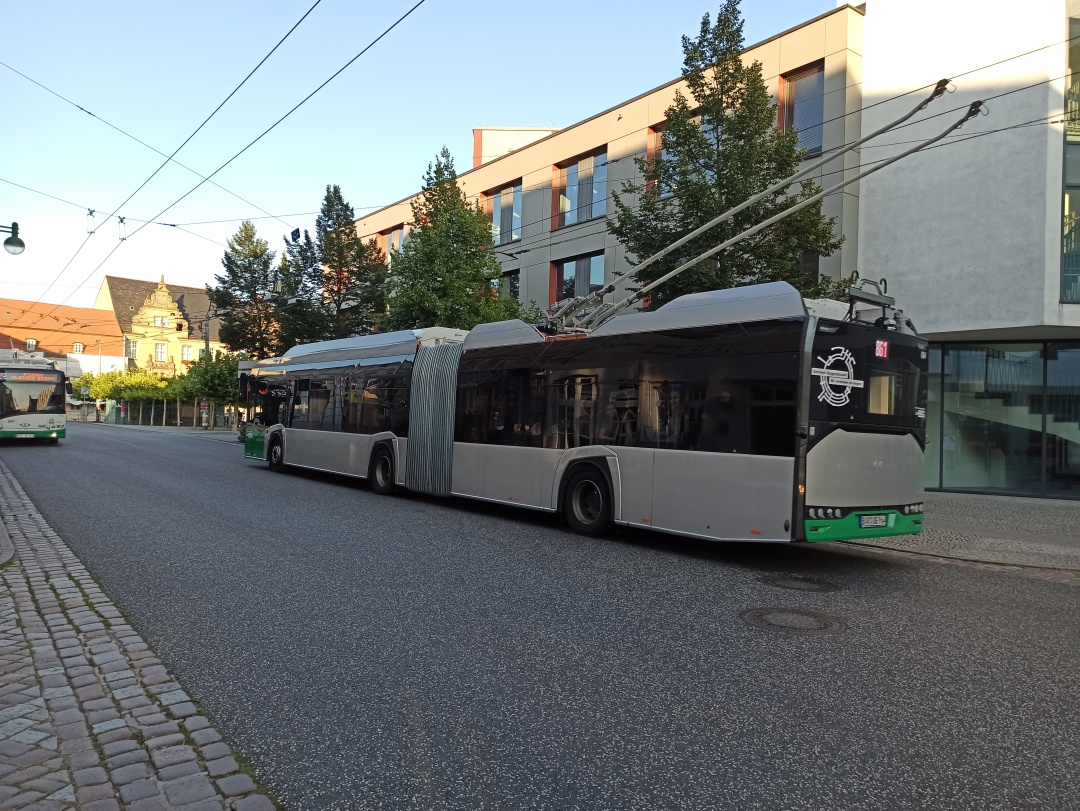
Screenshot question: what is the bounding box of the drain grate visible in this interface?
[740,607,845,635]
[760,575,840,593]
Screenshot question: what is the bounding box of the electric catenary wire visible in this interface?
[27,1,324,308]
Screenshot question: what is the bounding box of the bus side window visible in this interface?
[291,379,310,430]
[342,376,361,433]
[308,378,333,430]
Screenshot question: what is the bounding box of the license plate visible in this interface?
[859,514,887,528]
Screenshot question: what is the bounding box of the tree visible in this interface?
[187,351,240,429]
[608,0,844,310]
[316,184,387,338]
[384,147,539,331]
[278,232,330,351]
[72,370,124,403]
[209,221,279,358]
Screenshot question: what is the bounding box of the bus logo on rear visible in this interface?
[812,347,864,407]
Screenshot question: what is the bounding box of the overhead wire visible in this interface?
[15,18,1071,327]
[26,0,324,308]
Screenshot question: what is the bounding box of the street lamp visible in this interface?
[1,222,25,255]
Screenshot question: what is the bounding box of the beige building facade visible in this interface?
[93,276,227,375]
[356,4,865,310]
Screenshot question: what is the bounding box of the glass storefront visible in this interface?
[924,341,1080,498]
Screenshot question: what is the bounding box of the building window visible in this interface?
[485,181,522,245]
[554,150,607,228]
[781,61,824,157]
[199,348,207,359]
[125,339,138,359]
[73,342,85,354]
[553,253,604,303]
[155,343,167,362]
[647,127,675,197]
[25,339,37,351]
[501,270,520,301]
[182,346,193,362]
[153,316,170,328]
[1064,18,1080,302]
[382,225,405,265]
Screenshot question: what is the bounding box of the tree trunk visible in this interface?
[177,397,181,427]
[209,400,216,430]
[138,400,144,425]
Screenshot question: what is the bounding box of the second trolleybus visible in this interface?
[242,282,927,543]
[0,361,68,444]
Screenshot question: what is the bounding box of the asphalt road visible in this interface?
[1,423,1077,810]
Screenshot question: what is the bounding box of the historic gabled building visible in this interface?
[93,276,226,375]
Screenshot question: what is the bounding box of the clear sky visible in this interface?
[1,0,834,308]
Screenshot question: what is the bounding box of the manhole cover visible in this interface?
[760,575,840,593]
[740,607,845,635]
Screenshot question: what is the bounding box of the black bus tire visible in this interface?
[370,447,396,495]
[563,467,612,537]
[268,435,285,472]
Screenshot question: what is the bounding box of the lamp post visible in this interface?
[1,222,25,255]
[94,340,103,422]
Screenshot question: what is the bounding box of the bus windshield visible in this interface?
[810,321,927,431]
[0,370,66,419]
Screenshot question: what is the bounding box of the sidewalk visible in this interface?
[0,459,275,810]
[846,490,1080,571]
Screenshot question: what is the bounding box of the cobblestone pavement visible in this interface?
[843,490,1080,571]
[0,460,276,810]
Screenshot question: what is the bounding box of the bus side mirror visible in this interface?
[795,426,808,439]
[66,381,73,395]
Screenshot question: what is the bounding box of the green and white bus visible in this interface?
[0,362,68,443]
[243,282,927,543]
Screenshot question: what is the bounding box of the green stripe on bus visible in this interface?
[804,510,922,542]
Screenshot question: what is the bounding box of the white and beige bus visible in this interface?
[243,282,927,543]
[0,362,68,444]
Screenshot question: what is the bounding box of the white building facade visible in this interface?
[859,0,1080,498]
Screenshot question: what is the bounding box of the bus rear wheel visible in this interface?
[370,447,396,495]
[563,468,611,537]
[267,435,285,472]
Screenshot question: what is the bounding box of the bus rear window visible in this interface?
[868,372,896,415]
[810,321,926,429]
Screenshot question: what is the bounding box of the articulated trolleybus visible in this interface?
[0,360,67,443]
[243,282,927,543]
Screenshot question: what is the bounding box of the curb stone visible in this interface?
[0,457,279,809]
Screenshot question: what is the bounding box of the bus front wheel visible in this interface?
[268,436,285,472]
[370,447,396,495]
[563,468,612,537]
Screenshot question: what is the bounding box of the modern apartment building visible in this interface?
[858,0,1080,498]
[355,4,866,310]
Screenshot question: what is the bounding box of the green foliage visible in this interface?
[278,232,331,351]
[163,374,196,401]
[71,371,122,402]
[608,0,843,309]
[384,147,539,331]
[275,185,389,348]
[186,351,239,404]
[209,220,279,358]
[316,184,388,338]
[75,369,165,402]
